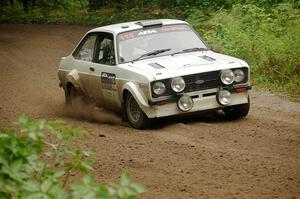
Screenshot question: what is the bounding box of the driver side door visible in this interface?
[71,33,98,97]
[88,32,121,109]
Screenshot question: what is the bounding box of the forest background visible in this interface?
[1,0,299,98]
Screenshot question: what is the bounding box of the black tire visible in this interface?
[65,85,86,107]
[125,93,150,129]
[223,96,250,120]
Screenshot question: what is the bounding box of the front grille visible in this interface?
[183,71,221,93]
[183,67,248,93]
[151,67,248,98]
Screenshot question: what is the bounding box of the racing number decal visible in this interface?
[101,72,116,90]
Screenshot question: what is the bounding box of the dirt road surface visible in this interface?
[1,24,300,198]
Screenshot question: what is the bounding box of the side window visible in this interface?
[74,35,97,62]
[95,34,115,65]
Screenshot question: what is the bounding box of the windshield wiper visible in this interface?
[132,48,171,62]
[172,47,209,56]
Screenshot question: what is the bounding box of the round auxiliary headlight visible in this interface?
[171,77,185,92]
[153,81,166,96]
[220,69,235,85]
[217,90,232,106]
[178,95,194,112]
[234,69,245,83]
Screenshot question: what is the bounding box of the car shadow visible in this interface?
[148,110,236,130]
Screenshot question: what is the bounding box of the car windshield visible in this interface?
[117,24,208,63]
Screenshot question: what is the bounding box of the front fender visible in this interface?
[122,82,150,109]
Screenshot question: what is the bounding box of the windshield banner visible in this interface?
[118,25,190,41]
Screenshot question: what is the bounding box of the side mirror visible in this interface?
[211,45,220,53]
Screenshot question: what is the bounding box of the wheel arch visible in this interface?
[121,82,149,108]
[122,88,151,129]
[63,69,86,95]
[121,82,155,118]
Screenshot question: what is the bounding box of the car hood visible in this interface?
[124,51,247,81]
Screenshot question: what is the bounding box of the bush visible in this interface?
[0,6,178,25]
[0,115,145,199]
[187,3,300,97]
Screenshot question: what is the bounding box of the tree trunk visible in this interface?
[22,0,29,12]
[32,0,35,9]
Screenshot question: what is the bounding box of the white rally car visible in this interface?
[58,19,251,129]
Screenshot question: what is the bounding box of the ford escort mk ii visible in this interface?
[58,19,251,129]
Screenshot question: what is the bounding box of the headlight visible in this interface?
[220,69,234,85]
[153,81,166,96]
[171,77,185,92]
[217,89,232,106]
[178,95,194,111]
[234,69,245,83]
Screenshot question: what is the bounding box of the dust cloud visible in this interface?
[62,103,123,125]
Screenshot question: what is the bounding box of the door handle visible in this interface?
[89,67,95,72]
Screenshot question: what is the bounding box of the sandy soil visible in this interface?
[0,24,300,199]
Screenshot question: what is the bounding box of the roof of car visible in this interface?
[88,19,188,35]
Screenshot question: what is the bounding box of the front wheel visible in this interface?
[125,93,150,129]
[223,96,250,120]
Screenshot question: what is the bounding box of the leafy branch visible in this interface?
[0,115,145,199]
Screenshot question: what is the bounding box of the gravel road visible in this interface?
[0,24,300,198]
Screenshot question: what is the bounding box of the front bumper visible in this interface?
[143,84,251,118]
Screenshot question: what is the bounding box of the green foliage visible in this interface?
[0,6,177,25]
[188,3,300,97]
[0,115,145,199]
[0,0,299,97]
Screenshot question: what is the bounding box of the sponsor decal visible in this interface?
[178,63,210,69]
[138,29,157,36]
[161,25,189,32]
[101,72,116,90]
[118,32,135,41]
